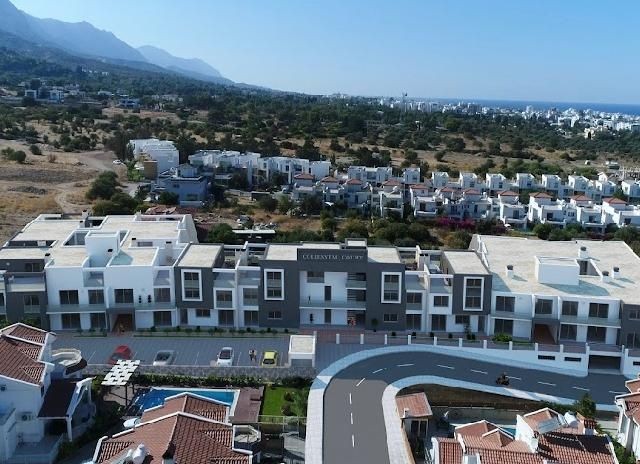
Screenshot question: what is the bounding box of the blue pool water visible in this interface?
[501,427,516,436]
[132,387,237,411]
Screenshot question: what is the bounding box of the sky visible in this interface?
[11,0,640,104]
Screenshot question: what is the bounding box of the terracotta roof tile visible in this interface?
[498,190,518,196]
[293,173,313,179]
[455,420,498,437]
[626,378,640,393]
[537,432,615,464]
[2,323,48,344]
[396,392,433,418]
[320,176,339,183]
[142,393,227,423]
[436,438,462,464]
[604,197,627,205]
[345,179,362,185]
[0,336,45,385]
[530,192,552,198]
[463,188,481,195]
[382,179,401,186]
[571,195,591,201]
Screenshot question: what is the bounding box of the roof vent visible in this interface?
[578,246,588,259]
[612,266,621,279]
[601,270,611,283]
[107,248,113,254]
[506,264,514,279]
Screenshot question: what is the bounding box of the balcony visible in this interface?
[300,298,366,309]
[561,315,621,328]
[214,275,235,288]
[345,278,367,289]
[6,274,46,293]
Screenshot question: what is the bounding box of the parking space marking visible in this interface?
[351,435,355,448]
[356,378,366,387]
[236,351,242,366]
[194,351,199,365]
[87,351,96,363]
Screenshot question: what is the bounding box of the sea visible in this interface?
[417,98,640,117]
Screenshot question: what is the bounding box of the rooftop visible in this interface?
[443,250,489,275]
[176,244,222,268]
[475,235,640,300]
[0,323,48,385]
[264,243,340,261]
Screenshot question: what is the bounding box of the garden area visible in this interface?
[261,385,310,417]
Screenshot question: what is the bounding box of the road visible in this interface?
[323,350,627,464]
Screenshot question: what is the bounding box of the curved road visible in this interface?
[323,350,627,464]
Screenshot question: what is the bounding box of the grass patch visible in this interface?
[261,386,295,416]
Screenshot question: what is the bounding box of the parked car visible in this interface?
[123,417,141,429]
[108,345,132,365]
[112,159,123,165]
[216,347,234,366]
[152,350,176,366]
[261,350,279,367]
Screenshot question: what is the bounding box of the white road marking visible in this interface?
[470,369,488,375]
[397,363,414,367]
[437,364,455,370]
[573,386,590,391]
[352,434,355,447]
[194,351,200,365]
[372,368,385,374]
[356,378,366,387]
[507,376,521,381]
[609,391,627,395]
[349,393,352,405]
[236,351,242,366]
[87,351,96,363]
[350,412,353,425]
[538,381,556,387]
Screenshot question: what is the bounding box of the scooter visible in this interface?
[496,376,510,386]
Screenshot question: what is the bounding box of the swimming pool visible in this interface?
[131,387,239,415]
[501,426,516,436]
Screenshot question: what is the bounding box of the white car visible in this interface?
[152,350,176,366]
[123,417,140,428]
[216,347,234,366]
[112,159,123,165]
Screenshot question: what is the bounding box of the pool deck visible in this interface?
[231,386,264,424]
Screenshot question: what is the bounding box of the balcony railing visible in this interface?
[300,298,366,309]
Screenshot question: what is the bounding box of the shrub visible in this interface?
[195,325,201,333]
[29,144,42,155]
[448,333,453,339]
[493,333,512,343]
[185,328,193,335]
[284,328,289,334]
[391,331,397,337]
[150,326,156,333]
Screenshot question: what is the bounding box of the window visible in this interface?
[90,313,106,330]
[431,314,446,331]
[495,296,515,312]
[589,303,608,319]
[535,299,553,315]
[307,271,324,283]
[560,324,577,341]
[586,326,606,342]
[382,273,401,303]
[347,289,366,302]
[383,313,399,323]
[244,311,259,326]
[265,270,283,300]
[88,289,104,305]
[154,288,171,303]
[433,295,449,307]
[61,313,81,329]
[196,308,211,318]
[455,315,470,326]
[243,288,258,306]
[268,311,282,320]
[407,293,422,305]
[24,262,43,272]
[23,294,39,308]
[464,278,483,310]
[562,301,578,317]
[216,290,233,308]
[406,314,421,330]
[0,293,4,306]
[183,271,201,300]
[218,310,234,326]
[629,309,640,320]
[114,288,134,304]
[59,290,79,306]
[153,311,172,327]
[627,333,640,349]
[494,318,513,335]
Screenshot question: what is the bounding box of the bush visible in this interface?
[29,144,42,155]
[448,333,453,339]
[1,147,26,163]
[493,333,512,343]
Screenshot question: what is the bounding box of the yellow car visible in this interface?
[261,350,278,367]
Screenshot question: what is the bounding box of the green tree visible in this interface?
[158,191,179,205]
[86,171,119,200]
[258,196,278,212]
[445,230,472,249]
[207,223,239,244]
[29,144,42,155]
[92,192,140,215]
[278,196,294,214]
[533,222,553,240]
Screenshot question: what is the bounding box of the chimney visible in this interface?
[578,246,588,259]
[162,442,176,464]
[107,248,113,255]
[506,264,514,279]
[601,270,611,283]
[402,408,410,419]
[612,266,621,279]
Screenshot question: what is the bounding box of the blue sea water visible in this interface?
[132,387,237,411]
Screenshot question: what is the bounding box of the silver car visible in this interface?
[216,347,234,366]
[152,350,176,366]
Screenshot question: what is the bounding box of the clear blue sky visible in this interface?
[11,0,640,104]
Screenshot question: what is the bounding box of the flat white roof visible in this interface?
[264,243,341,261]
[368,247,401,264]
[176,244,222,268]
[476,235,640,301]
[443,250,489,275]
[289,335,315,355]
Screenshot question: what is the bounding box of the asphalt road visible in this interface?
[323,350,627,464]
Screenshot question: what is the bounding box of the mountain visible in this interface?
[138,45,222,79]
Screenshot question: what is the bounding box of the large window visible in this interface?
[307,271,324,283]
[495,296,515,312]
[586,326,606,343]
[216,290,233,308]
[433,295,449,307]
[183,271,201,300]
[589,303,608,319]
[494,318,513,335]
[464,278,483,310]
[560,324,577,341]
[265,270,283,300]
[535,298,553,315]
[59,290,79,306]
[24,262,43,273]
[561,301,578,317]
[244,310,259,326]
[268,310,282,320]
[455,315,470,326]
[61,313,81,329]
[406,314,421,330]
[347,289,366,302]
[629,309,640,320]
[154,288,171,303]
[153,311,172,327]
[196,308,211,318]
[88,289,104,305]
[114,288,134,304]
[627,333,640,349]
[90,313,106,330]
[382,273,401,303]
[218,310,234,326]
[431,314,446,331]
[383,313,399,323]
[23,294,39,309]
[243,288,258,306]
[407,293,422,305]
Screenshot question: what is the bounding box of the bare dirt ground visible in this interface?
[0,138,120,244]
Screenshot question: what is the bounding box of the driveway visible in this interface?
[54,333,290,367]
[322,350,627,464]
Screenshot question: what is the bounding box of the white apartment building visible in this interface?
[622,179,640,201]
[431,171,450,190]
[601,197,640,227]
[485,173,508,193]
[347,166,393,185]
[129,139,179,175]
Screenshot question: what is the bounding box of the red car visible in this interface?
[108,345,132,365]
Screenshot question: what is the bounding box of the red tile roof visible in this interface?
[382,179,401,186]
[293,173,313,180]
[436,438,462,464]
[3,323,48,344]
[455,420,498,438]
[345,178,362,185]
[522,408,562,433]
[396,392,433,419]
[320,176,339,183]
[536,432,616,464]
[498,190,518,196]
[141,393,228,423]
[626,377,640,393]
[571,195,591,201]
[463,188,481,195]
[530,192,552,198]
[0,330,46,385]
[604,197,627,205]
[95,413,250,464]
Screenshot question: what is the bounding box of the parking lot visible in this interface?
[54,334,291,367]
